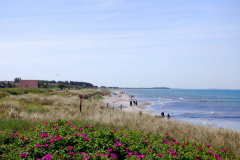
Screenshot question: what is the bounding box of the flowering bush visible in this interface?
[0,120,238,159]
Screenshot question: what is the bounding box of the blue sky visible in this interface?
[1,0,240,89]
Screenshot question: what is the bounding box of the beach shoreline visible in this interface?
[101,89,154,114]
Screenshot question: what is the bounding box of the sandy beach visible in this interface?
[101,90,153,114]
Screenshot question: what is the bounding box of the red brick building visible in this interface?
[18,80,38,88]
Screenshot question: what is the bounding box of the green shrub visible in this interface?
[0,120,238,159]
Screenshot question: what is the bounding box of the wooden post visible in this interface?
[107,103,108,107]
[121,104,122,110]
[79,96,83,112]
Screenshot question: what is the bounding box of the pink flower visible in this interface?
[126,151,132,155]
[42,129,46,131]
[108,148,113,152]
[69,152,75,155]
[44,122,48,126]
[110,153,117,158]
[165,141,169,144]
[0,130,2,133]
[11,134,16,138]
[50,139,55,143]
[208,150,213,155]
[42,144,49,147]
[215,154,220,157]
[182,143,188,147]
[147,150,152,152]
[79,128,83,131]
[42,154,52,160]
[80,133,86,137]
[198,147,203,150]
[125,147,129,150]
[115,141,122,147]
[57,137,62,141]
[71,125,75,128]
[137,155,145,159]
[75,133,79,137]
[157,154,163,157]
[84,137,89,141]
[169,148,175,152]
[165,133,169,136]
[19,153,27,157]
[23,145,27,148]
[175,142,180,145]
[91,126,94,128]
[68,146,73,150]
[20,136,25,139]
[206,144,211,148]
[53,127,59,129]
[36,144,41,148]
[85,125,89,128]
[67,122,71,125]
[171,137,175,141]
[84,156,90,160]
[80,152,86,155]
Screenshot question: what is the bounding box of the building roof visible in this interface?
[18,80,38,88]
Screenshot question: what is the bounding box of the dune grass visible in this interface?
[0,88,239,157]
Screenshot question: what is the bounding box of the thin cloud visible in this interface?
[173,20,186,26]
[100,0,116,7]
[97,12,119,20]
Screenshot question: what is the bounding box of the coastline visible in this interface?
[102,89,240,132]
[102,90,153,114]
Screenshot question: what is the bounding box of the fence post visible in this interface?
[121,105,122,110]
[79,96,83,112]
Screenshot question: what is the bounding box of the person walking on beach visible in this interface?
[167,113,170,119]
[136,100,138,106]
[161,112,164,117]
[130,101,132,106]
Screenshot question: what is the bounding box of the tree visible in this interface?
[7,83,14,88]
[14,77,21,82]
[57,84,66,89]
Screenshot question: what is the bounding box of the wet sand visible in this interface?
[101,90,153,114]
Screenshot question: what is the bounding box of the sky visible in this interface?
[0,0,240,89]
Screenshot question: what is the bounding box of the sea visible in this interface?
[123,89,240,132]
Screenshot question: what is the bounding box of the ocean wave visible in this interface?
[198,101,240,102]
[203,120,216,126]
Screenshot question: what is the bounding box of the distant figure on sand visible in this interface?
[136,100,137,106]
[167,113,170,119]
[130,101,132,106]
[161,112,164,117]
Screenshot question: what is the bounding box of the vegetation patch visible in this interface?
[0,120,238,159]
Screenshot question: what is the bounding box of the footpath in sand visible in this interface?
[101,90,153,114]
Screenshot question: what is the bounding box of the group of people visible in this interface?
[130,100,137,106]
[129,95,135,98]
[161,112,171,118]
